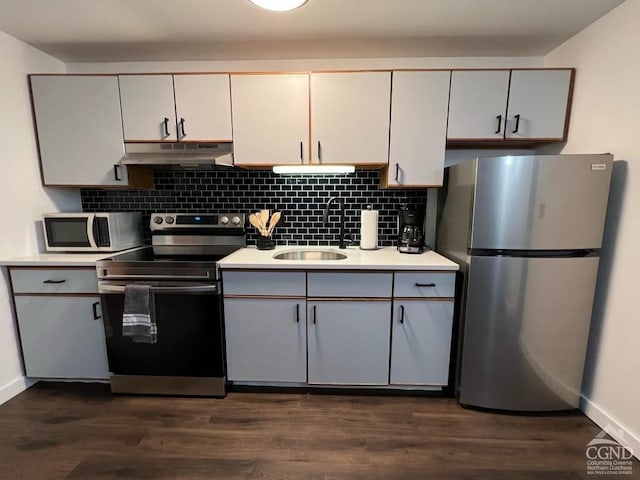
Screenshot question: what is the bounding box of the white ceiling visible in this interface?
[0,0,625,62]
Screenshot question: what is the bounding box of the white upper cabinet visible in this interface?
[119,75,177,141]
[447,70,510,140]
[231,74,309,166]
[174,74,233,142]
[387,71,451,187]
[310,72,391,165]
[30,75,128,186]
[447,69,574,142]
[505,69,573,140]
[119,74,233,142]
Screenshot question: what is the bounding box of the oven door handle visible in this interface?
[99,284,219,294]
[100,274,211,281]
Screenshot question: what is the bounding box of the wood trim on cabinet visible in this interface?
[27,76,47,187]
[29,74,118,77]
[42,164,154,189]
[223,294,306,300]
[307,297,392,302]
[393,297,455,302]
[13,293,100,298]
[123,139,233,144]
[125,166,154,189]
[308,72,312,164]
[8,266,95,271]
[562,68,576,142]
[446,138,563,148]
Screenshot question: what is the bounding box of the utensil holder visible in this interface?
[256,236,275,250]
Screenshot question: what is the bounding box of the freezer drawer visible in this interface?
[471,154,612,250]
[459,254,600,411]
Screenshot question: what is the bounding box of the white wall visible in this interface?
[544,0,640,457]
[66,56,542,73]
[0,31,81,404]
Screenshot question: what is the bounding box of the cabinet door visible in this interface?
[224,298,307,383]
[505,69,573,140]
[231,74,309,165]
[390,301,453,386]
[311,72,391,165]
[388,71,451,187]
[15,296,109,379]
[174,74,233,142]
[30,76,128,186]
[119,75,177,141]
[447,70,510,140]
[307,301,391,385]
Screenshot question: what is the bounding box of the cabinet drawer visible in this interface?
[223,271,306,296]
[308,272,392,298]
[10,268,98,294]
[393,272,455,298]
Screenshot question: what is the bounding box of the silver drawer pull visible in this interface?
[43,279,66,284]
[415,283,436,287]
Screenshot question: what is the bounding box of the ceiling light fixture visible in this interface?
[272,165,355,175]
[248,0,308,11]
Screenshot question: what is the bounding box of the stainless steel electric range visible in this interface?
[96,212,245,397]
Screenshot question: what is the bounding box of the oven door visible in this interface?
[100,283,225,396]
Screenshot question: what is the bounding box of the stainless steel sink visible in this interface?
[272,250,348,261]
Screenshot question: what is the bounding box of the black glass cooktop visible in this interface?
[103,247,232,264]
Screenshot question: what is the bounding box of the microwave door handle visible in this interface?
[86,213,97,248]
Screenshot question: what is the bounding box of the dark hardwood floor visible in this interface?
[0,383,636,479]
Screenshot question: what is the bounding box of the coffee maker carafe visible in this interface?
[398,206,425,254]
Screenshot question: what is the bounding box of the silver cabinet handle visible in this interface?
[295,303,300,323]
[415,283,436,287]
[400,305,405,324]
[317,141,322,163]
[312,305,317,324]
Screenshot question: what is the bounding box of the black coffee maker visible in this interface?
[397,205,425,254]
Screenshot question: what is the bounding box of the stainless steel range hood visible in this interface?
[121,143,234,168]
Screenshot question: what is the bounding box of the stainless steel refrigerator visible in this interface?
[437,154,613,411]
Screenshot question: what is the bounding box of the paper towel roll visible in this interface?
[360,207,379,250]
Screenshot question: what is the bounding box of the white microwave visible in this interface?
[43,212,143,252]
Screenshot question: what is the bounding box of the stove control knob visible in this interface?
[165,216,175,224]
[220,216,229,225]
[231,216,242,226]
[153,216,163,224]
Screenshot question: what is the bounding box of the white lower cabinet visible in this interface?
[390,300,454,386]
[14,296,109,379]
[222,269,456,390]
[307,301,391,385]
[224,298,307,383]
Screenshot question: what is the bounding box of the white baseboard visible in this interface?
[581,394,640,460]
[0,376,37,405]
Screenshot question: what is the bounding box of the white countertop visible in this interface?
[1,247,145,267]
[218,246,459,271]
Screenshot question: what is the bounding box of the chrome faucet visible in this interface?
[323,196,351,249]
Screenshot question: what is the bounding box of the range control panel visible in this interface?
[150,213,245,230]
